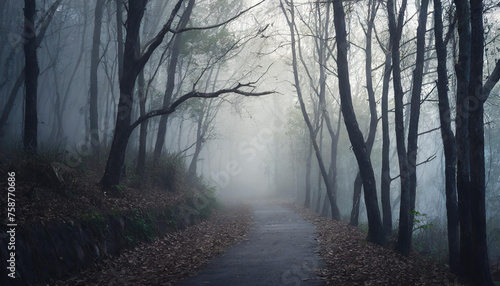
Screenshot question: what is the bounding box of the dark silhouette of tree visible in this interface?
[468,0,493,283]
[332,0,384,245]
[349,0,379,228]
[387,0,411,255]
[99,0,269,189]
[153,0,196,160]
[433,0,460,274]
[379,37,393,240]
[21,0,62,153]
[405,0,430,255]
[453,0,473,275]
[89,0,105,159]
[279,0,341,220]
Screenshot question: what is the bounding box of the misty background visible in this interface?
[1,0,500,270]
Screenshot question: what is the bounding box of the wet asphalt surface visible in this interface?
[180,201,325,286]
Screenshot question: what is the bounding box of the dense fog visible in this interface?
[1,0,500,280]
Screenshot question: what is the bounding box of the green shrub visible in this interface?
[411,217,448,262]
[146,152,187,191]
[125,209,155,246]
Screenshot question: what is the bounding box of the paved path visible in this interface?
[180,201,325,286]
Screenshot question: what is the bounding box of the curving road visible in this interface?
[180,201,325,286]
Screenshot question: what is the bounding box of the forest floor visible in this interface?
[48,200,473,286]
[48,203,253,285]
[0,156,187,225]
[284,202,470,285]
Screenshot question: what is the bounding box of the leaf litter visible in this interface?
[284,202,471,286]
[48,203,253,286]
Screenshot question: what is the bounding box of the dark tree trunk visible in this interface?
[23,0,39,154]
[304,142,313,208]
[315,118,324,213]
[406,0,429,250]
[153,0,195,160]
[188,109,205,178]
[388,0,412,256]
[321,195,330,218]
[115,0,124,79]
[89,0,105,159]
[101,0,149,188]
[100,0,185,188]
[349,174,362,226]
[381,49,393,239]
[136,66,147,177]
[327,112,341,218]
[333,0,383,245]
[434,0,461,274]
[2,0,60,139]
[349,0,378,227]
[468,1,493,284]
[453,0,473,274]
[280,0,340,220]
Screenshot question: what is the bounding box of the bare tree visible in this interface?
[332,0,384,244]
[279,0,341,220]
[89,0,105,159]
[434,0,460,274]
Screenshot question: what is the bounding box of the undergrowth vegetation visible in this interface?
[354,211,500,280]
[0,146,220,226]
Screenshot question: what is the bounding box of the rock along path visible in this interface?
[180,201,325,286]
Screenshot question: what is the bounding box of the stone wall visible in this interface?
[0,196,215,286]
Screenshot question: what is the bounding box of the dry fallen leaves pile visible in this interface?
[49,203,253,286]
[284,203,469,286]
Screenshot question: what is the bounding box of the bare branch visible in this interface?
[128,83,274,132]
[138,0,184,72]
[35,0,64,47]
[171,0,266,34]
[483,59,500,101]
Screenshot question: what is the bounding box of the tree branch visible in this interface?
[35,0,64,47]
[171,0,266,34]
[128,83,274,132]
[482,59,500,101]
[137,0,184,72]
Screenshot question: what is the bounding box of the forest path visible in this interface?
[180,201,325,286]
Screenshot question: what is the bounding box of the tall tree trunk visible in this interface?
[321,193,330,218]
[136,64,147,177]
[387,0,412,256]
[453,0,473,274]
[434,0,460,274]
[304,141,313,208]
[327,111,341,218]
[153,0,195,160]
[332,0,384,245]
[468,0,493,283]
[100,0,185,188]
[349,0,378,227]
[279,0,340,220]
[89,0,105,159]
[23,0,39,154]
[101,0,150,188]
[188,107,205,178]
[315,118,324,213]
[349,174,363,226]
[406,0,430,251]
[115,0,124,79]
[381,48,393,239]
[2,0,61,138]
